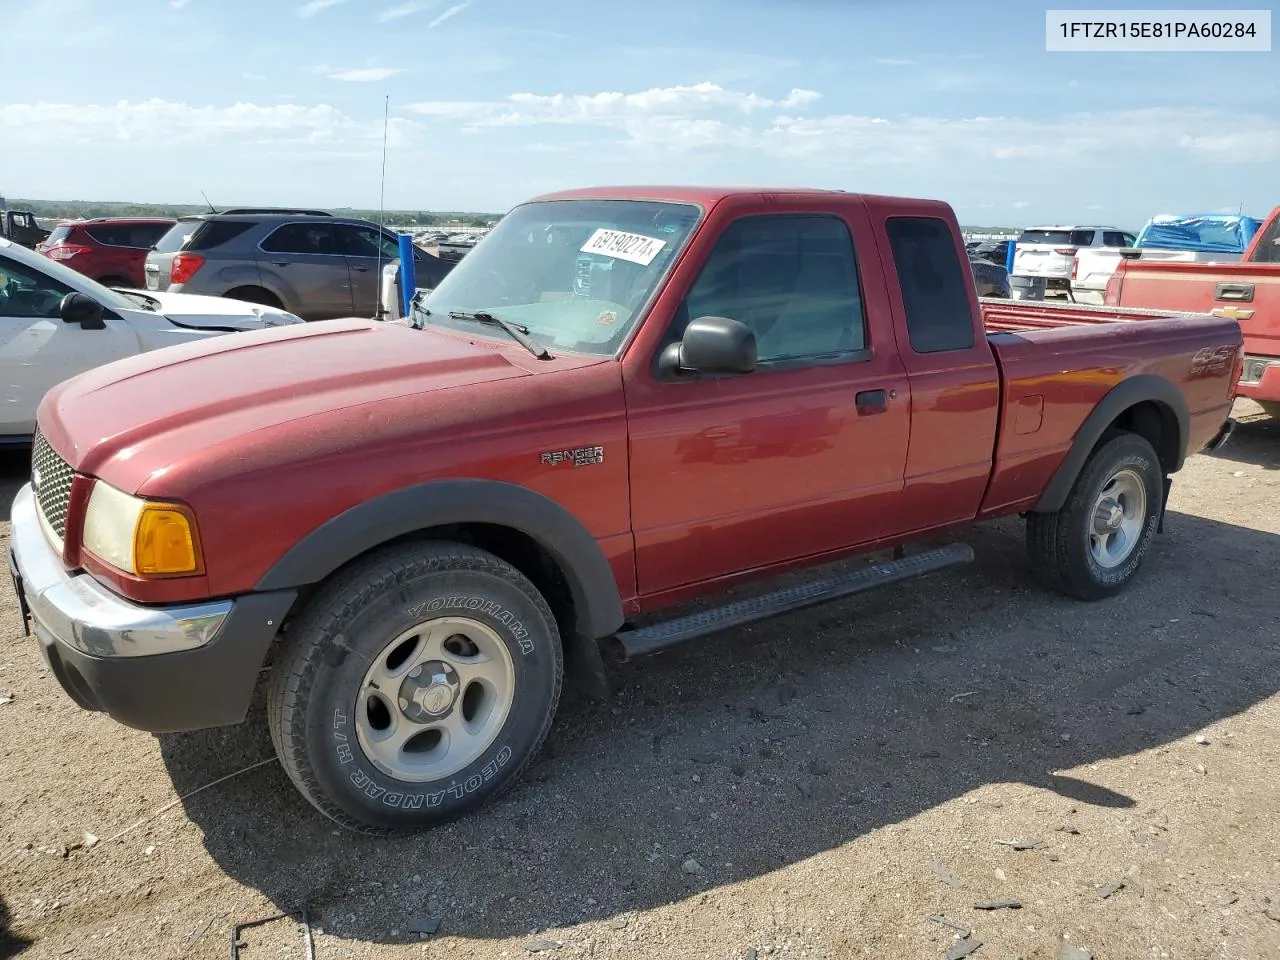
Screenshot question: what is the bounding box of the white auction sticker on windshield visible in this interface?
[580,229,667,266]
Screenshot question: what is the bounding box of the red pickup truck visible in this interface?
[1106,204,1280,416]
[9,186,1240,833]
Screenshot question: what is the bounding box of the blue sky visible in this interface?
[2,0,1276,226]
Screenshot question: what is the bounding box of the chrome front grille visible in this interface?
[31,431,75,542]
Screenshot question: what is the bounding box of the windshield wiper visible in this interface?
[447,310,552,360]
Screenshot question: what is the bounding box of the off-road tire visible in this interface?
[224,286,283,309]
[1026,431,1162,601]
[266,541,563,834]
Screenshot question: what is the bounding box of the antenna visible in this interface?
[200,190,217,214]
[374,95,390,319]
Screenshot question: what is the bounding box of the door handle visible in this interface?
[271,261,290,267]
[352,266,370,273]
[855,389,889,415]
[1215,282,1254,303]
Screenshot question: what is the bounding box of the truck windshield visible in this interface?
[420,198,702,356]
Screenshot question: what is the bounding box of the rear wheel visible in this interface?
[224,286,283,309]
[267,541,563,834]
[1026,432,1162,600]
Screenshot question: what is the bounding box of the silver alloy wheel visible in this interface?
[1088,468,1147,569]
[355,617,516,783]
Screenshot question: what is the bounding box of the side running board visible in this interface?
[614,543,975,659]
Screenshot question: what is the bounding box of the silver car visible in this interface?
[144,209,453,321]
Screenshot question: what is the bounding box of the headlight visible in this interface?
[82,480,203,576]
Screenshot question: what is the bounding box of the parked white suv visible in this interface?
[0,236,304,440]
[1012,225,1135,293]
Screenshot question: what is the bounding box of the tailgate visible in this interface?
[1113,261,1280,360]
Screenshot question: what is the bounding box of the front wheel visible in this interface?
[267,541,563,834]
[1026,432,1163,600]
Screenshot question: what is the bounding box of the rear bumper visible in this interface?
[8,484,295,733]
[1237,355,1280,403]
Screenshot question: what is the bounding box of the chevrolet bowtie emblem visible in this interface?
[1211,306,1254,321]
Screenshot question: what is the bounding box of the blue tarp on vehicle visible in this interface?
[1136,214,1262,253]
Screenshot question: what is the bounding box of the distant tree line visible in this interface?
[11,199,500,229]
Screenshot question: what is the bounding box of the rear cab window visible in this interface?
[1249,215,1280,264]
[885,216,975,354]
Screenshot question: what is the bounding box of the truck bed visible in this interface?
[975,296,1241,517]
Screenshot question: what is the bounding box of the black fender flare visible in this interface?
[255,478,626,642]
[1032,374,1188,514]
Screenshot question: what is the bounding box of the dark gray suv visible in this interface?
[144,209,452,320]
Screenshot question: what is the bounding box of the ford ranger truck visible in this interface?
[9,187,1241,834]
[1105,204,1280,417]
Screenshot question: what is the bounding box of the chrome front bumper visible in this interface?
[8,483,297,732]
[9,483,231,658]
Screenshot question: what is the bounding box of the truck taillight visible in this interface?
[1053,247,1078,257]
[170,253,205,285]
[1231,345,1245,397]
[1070,257,1079,279]
[46,244,92,261]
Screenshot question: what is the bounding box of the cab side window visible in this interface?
[678,215,866,364]
[885,216,975,354]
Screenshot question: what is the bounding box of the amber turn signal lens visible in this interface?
[134,506,199,575]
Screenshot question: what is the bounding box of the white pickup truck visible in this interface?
[0,236,304,440]
[1071,214,1260,299]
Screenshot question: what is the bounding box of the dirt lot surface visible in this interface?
[3,400,1280,960]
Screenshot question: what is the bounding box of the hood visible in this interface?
[115,288,304,329]
[39,317,548,485]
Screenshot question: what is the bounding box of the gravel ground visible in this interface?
[2,400,1280,960]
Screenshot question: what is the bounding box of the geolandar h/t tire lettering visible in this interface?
[1026,431,1163,601]
[266,541,563,833]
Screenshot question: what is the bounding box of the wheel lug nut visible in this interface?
[409,667,421,678]
[398,698,409,710]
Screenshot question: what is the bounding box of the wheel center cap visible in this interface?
[1104,501,1123,529]
[398,661,460,722]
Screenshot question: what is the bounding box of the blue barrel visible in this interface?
[397,233,416,319]
[1005,239,1017,274]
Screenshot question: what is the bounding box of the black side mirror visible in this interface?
[59,292,106,330]
[658,315,757,377]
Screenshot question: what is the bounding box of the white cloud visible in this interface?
[407,82,821,131]
[170,0,190,7]
[327,66,403,82]
[242,72,268,81]
[875,58,915,66]
[377,0,436,22]
[427,0,471,27]
[297,0,348,15]
[0,99,396,149]
[1012,201,1031,209]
